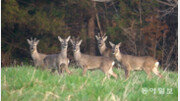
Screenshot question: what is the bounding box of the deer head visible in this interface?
[70,39,82,53]
[109,41,121,56]
[27,37,39,53]
[95,33,107,47]
[58,36,71,49]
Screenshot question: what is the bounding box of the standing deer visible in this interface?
[95,33,112,57]
[27,38,47,68]
[70,39,117,79]
[43,36,71,74]
[95,33,120,68]
[109,42,162,79]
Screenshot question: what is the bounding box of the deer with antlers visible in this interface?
[27,38,47,68]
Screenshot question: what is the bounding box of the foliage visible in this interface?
[1,0,177,70]
[141,15,169,58]
[2,66,178,101]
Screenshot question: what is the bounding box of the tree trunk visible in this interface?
[87,14,96,55]
[138,0,145,56]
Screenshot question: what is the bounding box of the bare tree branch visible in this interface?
[156,0,175,6]
[93,2,103,35]
[156,0,178,17]
[91,0,112,2]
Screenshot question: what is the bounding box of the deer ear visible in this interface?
[118,42,121,47]
[27,39,32,45]
[58,36,63,42]
[66,36,71,42]
[103,36,107,41]
[34,40,39,45]
[95,35,99,40]
[102,33,106,38]
[109,41,114,47]
[78,40,82,45]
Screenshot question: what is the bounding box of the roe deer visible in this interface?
[95,33,120,68]
[95,33,112,57]
[109,42,162,79]
[43,36,71,74]
[70,39,117,79]
[27,38,47,68]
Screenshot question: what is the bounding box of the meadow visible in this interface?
[1,65,178,101]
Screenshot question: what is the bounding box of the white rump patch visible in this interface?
[155,62,159,68]
[112,61,115,66]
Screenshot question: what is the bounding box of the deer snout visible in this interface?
[73,48,76,51]
[63,46,67,48]
[98,43,102,46]
[112,51,115,54]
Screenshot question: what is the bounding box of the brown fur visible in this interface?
[43,36,71,74]
[95,34,120,68]
[109,42,162,79]
[95,34,113,57]
[71,39,117,79]
[27,38,47,68]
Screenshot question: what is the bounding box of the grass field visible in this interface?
[1,65,178,101]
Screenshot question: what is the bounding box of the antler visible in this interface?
[76,36,81,42]
[71,36,76,42]
[34,38,37,42]
[102,33,106,38]
[97,32,103,37]
[96,32,106,38]
[30,37,33,41]
[91,0,112,2]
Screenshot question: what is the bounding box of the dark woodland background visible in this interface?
[1,0,178,71]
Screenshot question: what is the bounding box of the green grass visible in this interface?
[2,65,178,101]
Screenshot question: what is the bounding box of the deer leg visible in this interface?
[40,61,45,70]
[112,72,118,79]
[41,66,45,70]
[107,74,110,79]
[125,69,130,79]
[51,69,56,73]
[152,67,162,78]
[41,64,46,70]
[102,74,108,83]
[65,65,72,75]
[61,67,65,74]
[108,67,118,79]
[58,65,65,75]
[41,60,47,70]
[57,65,62,75]
[124,63,133,79]
[144,68,152,79]
[115,60,121,68]
[117,63,121,68]
[102,71,110,79]
[82,67,87,76]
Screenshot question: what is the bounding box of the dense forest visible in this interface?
[1,0,178,71]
